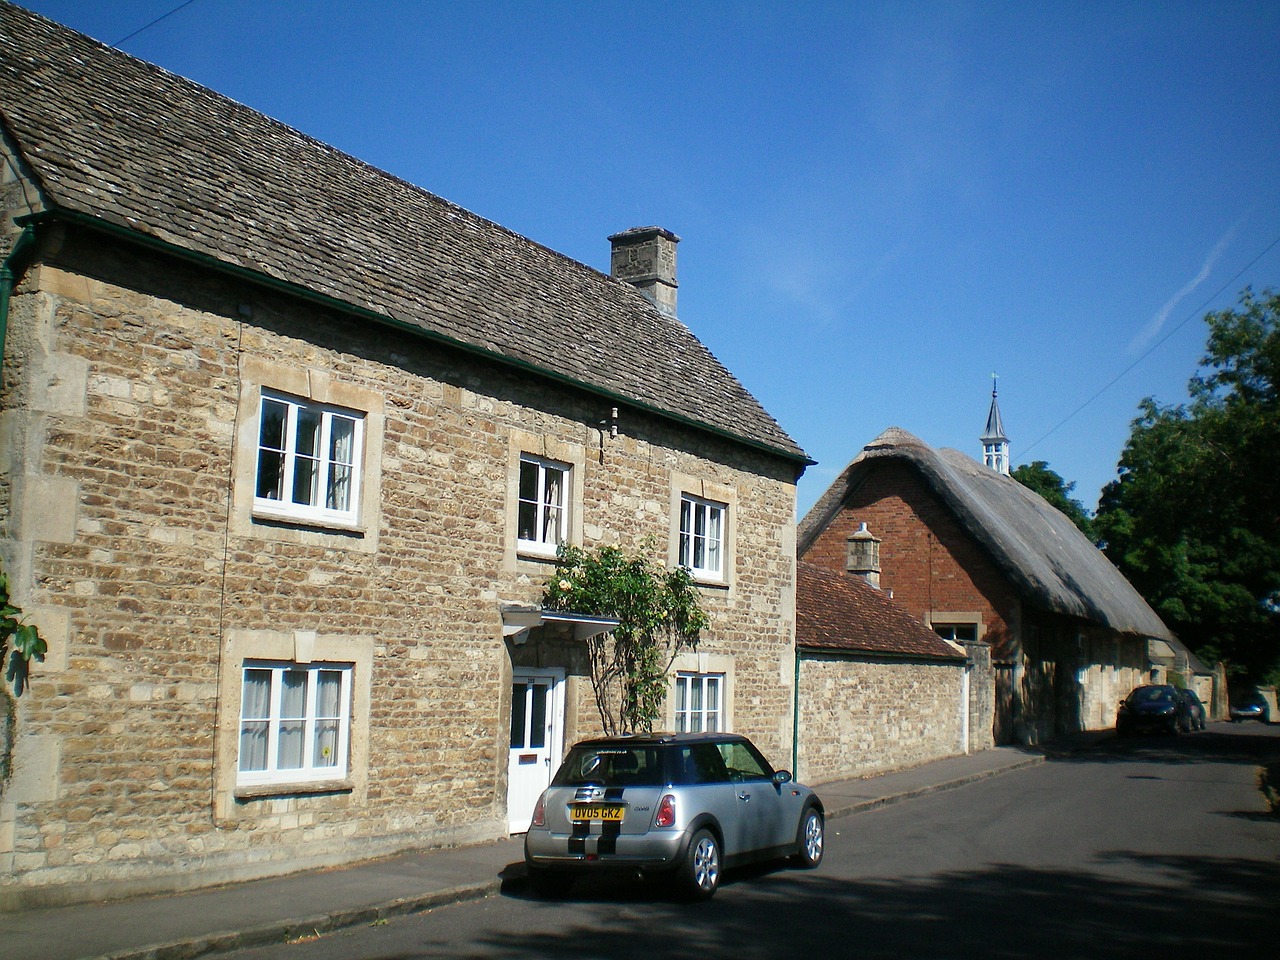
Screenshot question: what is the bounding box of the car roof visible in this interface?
[569,732,750,748]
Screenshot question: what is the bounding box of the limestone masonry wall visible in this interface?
[797,655,963,784]
[0,230,798,906]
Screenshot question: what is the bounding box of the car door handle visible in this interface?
[738,792,751,802]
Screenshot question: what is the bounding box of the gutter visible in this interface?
[13,210,816,473]
[0,224,36,390]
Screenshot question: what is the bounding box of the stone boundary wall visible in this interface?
[797,653,965,785]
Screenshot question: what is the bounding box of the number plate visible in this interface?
[571,804,624,822]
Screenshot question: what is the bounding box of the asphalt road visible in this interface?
[222,722,1280,959]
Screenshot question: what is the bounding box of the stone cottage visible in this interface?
[794,562,982,784]
[798,426,1175,745]
[0,4,810,907]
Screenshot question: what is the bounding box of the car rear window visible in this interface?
[552,746,666,787]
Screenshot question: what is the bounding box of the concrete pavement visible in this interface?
[0,743,1059,960]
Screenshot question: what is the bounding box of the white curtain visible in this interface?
[239,669,272,772]
[277,670,307,770]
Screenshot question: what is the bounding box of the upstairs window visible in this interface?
[255,392,363,527]
[679,494,725,580]
[238,661,352,787]
[518,455,569,556]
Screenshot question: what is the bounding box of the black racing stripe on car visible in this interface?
[604,787,625,801]
[597,819,621,855]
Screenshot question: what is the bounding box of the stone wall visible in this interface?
[0,225,799,906]
[797,653,965,784]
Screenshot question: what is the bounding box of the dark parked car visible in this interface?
[1177,688,1207,731]
[1230,692,1271,723]
[524,732,824,900]
[1116,684,1192,735]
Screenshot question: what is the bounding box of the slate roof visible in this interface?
[798,427,1176,642]
[0,3,807,465]
[796,562,966,661]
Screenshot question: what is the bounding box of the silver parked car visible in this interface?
[524,732,824,900]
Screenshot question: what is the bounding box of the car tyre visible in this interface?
[527,866,574,899]
[677,829,721,901]
[793,806,824,869]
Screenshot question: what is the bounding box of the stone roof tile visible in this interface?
[0,3,807,464]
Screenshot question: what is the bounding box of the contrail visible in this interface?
[1130,223,1240,352]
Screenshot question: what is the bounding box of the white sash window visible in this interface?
[679,494,726,579]
[238,661,352,786]
[255,392,364,526]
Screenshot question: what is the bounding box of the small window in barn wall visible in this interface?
[675,672,724,733]
[933,624,979,643]
[255,391,364,527]
[238,661,352,787]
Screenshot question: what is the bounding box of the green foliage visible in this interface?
[1,562,46,787]
[1,567,46,697]
[1011,460,1097,542]
[542,542,710,735]
[1096,288,1280,685]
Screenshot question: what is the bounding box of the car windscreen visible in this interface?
[552,746,666,788]
[1129,687,1174,703]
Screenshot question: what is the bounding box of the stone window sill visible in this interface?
[234,779,354,800]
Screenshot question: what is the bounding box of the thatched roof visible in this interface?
[0,3,807,466]
[799,427,1175,642]
[796,562,966,661]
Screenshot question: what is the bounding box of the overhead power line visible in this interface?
[112,0,204,48]
[1020,232,1280,461]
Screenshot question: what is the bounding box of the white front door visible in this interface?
[507,668,564,833]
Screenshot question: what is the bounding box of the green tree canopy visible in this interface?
[1011,460,1097,542]
[1096,288,1280,685]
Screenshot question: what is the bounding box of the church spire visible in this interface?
[982,374,1009,475]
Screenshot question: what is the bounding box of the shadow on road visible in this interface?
[1041,724,1280,770]
[480,851,1279,960]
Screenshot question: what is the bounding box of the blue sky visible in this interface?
[19,1,1280,518]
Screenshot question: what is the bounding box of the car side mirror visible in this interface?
[772,770,792,786]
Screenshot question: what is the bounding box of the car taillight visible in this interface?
[655,794,676,828]
[530,793,547,828]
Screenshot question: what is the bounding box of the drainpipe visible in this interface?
[792,642,801,776]
[0,225,37,390]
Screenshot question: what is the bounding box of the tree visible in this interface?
[1011,461,1097,542]
[1095,288,1280,686]
[541,543,709,735]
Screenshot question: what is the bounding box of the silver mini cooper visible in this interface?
[523,732,824,900]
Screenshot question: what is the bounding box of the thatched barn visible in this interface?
[799,427,1177,744]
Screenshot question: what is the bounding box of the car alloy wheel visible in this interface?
[680,829,721,900]
[795,807,824,868]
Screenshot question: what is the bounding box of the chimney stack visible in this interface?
[846,522,882,589]
[608,226,679,317]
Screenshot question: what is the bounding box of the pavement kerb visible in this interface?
[821,753,1046,821]
[95,880,506,960]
